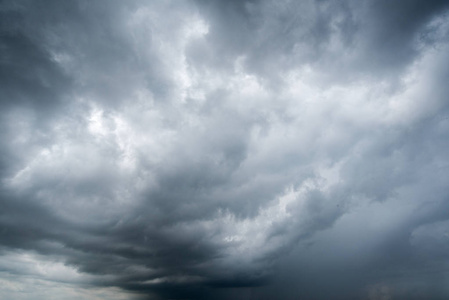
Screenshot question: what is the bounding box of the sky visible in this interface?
[1,0,449,299]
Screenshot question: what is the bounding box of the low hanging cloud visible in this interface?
[1,0,449,299]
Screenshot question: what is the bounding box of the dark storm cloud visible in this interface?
[193,0,449,83]
[366,0,449,64]
[1,0,449,299]
[0,2,70,111]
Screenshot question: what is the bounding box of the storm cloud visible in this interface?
[1,0,449,299]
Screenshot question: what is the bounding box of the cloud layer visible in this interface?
[1,0,449,299]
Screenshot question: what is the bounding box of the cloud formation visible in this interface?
[1,0,449,299]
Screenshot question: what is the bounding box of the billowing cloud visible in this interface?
[1,0,449,299]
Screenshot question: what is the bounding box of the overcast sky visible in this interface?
[1,0,449,299]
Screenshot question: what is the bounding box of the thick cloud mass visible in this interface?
[1,1,449,299]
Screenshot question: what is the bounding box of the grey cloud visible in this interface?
[192,0,449,85]
[1,0,449,299]
[365,0,449,62]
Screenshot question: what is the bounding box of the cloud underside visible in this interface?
[1,0,449,299]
